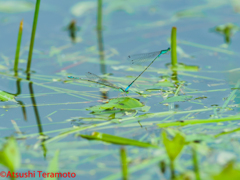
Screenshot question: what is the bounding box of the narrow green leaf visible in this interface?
[46,150,59,180]
[158,114,240,127]
[81,132,158,148]
[155,80,175,87]
[179,40,235,55]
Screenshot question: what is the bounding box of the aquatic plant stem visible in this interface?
[171,27,177,66]
[14,20,23,75]
[120,147,128,180]
[170,160,175,180]
[26,0,41,73]
[192,147,200,180]
[97,0,102,31]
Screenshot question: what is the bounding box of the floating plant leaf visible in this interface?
[140,106,151,112]
[231,0,240,13]
[175,10,204,18]
[162,130,185,161]
[177,46,195,59]
[155,80,175,87]
[0,137,21,172]
[175,1,227,19]
[0,1,34,13]
[49,46,62,57]
[0,65,8,70]
[0,91,16,102]
[86,97,144,112]
[213,23,240,43]
[160,95,192,104]
[71,1,96,17]
[166,63,199,71]
[81,132,158,148]
[105,0,152,14]
[46,150,59,180]
[214,23,239,35]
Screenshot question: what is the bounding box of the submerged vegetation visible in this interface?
[0,0,240,179]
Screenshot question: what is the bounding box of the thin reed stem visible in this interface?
[171,27,177,66]
[14,20,23,75]
[26,0,41,73]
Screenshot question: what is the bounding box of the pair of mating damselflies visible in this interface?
[68,47,170,93]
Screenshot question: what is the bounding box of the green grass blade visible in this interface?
[179,40,235,55]
[215,127,240,138]
[158,114,240,127]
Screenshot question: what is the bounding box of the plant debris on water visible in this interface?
[0,0,240,179]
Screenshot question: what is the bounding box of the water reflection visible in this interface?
[67,20,80,43]
[28,81,47,158]
[96,0,108,99]
[2,77,27,121]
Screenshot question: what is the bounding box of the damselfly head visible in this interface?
[166,47,171,54]
[120,88,129,93]
[161,47,171,54]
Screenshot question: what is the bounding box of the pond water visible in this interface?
[1,0,240,179]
